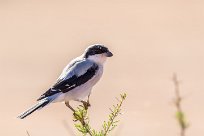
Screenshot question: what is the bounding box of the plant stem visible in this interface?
[103,94,126,135]
[70,93,127,136]
[66,102,93,136]
[173,74,187,136]
[74,111,93,136]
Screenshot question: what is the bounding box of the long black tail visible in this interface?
[17,99,50,119]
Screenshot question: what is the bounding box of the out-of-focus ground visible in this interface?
[0,0,204,136]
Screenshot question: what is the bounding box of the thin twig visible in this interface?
[74,109,93,136]
[103,94,126,135]
[173,74,188,136]
[26,130,31,136]
[69,93,127,136]
[65,102,93,136]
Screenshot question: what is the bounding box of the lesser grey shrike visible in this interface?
[18,44,113,119]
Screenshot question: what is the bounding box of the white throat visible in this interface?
[87,54,107,65]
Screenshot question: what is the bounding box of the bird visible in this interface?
[17,44,113,119]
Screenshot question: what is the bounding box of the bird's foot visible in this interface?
[81,100,91,110]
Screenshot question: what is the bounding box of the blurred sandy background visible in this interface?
[0,0,204,136]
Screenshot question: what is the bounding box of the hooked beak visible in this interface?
[106,51,113,57]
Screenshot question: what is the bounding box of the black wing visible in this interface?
[37,62,98,101]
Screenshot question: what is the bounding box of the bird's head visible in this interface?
[84,44,113,64]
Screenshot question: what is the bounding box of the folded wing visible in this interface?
[37,60,98,101]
